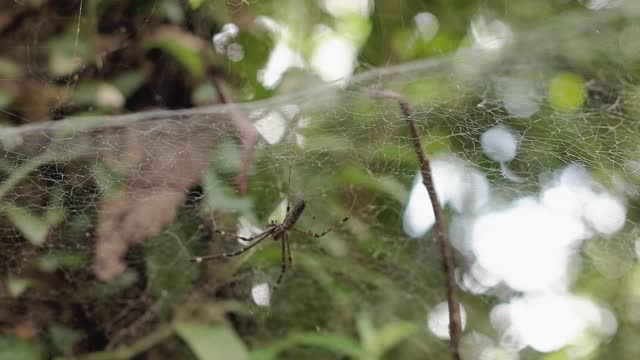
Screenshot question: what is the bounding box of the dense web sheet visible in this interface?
[2,7,640,358]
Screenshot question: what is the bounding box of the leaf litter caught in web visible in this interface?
[94,121,215,281]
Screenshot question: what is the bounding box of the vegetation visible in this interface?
[0,1,638,360]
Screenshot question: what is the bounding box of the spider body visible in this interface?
[191,198,346,285]
[274,200,306,239]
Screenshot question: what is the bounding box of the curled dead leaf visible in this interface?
[94,118,223,281]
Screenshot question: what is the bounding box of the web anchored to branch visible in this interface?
[368,89,463,360]
[1,9,639,359]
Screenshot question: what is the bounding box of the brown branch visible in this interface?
[367,89,463,360]
[212,78,257,195]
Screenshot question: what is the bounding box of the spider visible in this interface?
[191,199,349,285]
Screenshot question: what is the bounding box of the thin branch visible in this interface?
[367,89,463,360]
[74,0,83,58]
[212,78,257,195]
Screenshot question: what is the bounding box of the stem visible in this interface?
[367,90,463,360]
[212,78,257,196]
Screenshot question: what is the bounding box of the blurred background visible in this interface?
[1,0,639,359]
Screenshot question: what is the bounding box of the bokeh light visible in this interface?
[428,302,468,339]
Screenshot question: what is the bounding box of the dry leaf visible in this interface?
[94,118,224,281]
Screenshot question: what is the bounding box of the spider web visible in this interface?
[1,6,640,359]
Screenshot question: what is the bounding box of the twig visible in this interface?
[367,89,463,360]
[212,78,257,195]
[73,0,83,59]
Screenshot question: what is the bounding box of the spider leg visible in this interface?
[276,233,287,285]
[191,229,273,263]
[285,232,293,267]
[213,228,256,242]
[293,216,349,238]
[286,166,292,214]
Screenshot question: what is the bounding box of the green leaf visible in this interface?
[6,276,32,297]
[5,205,50,246]
[46,33,94,77]
[92,162,126,196]
[335,14,372,47]
[71,82,125,109]
[58,213,92,241]
[159,0,185,23]
[249,344,289,360]
[290,333,363,357]
[189,0,203,9]
[249,332,363,360]
[88,270,138,299]
[392,29,460,60]
[337,166,408,203]
[403,78,456,104]
[0,57,22,77]
[548,72,585,112]
[192,82,219,105]
[202,166,252,213]
[543,350,571,360]
[144,220,201,306]
[0,153,59,200]
[369,322,418,357]
[1,183,65,246]
[146,31,204,77]
[175,323,249,360]
[37,251,90,273]
[71,82,99,106]
[45,206,65,227]
[0,89,13,109]
[111,71,147,97]
[0,336,45,360]
[356,312,376,353]
[48,324,82,355]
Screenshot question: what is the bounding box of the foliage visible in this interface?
[0,1,638,360]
